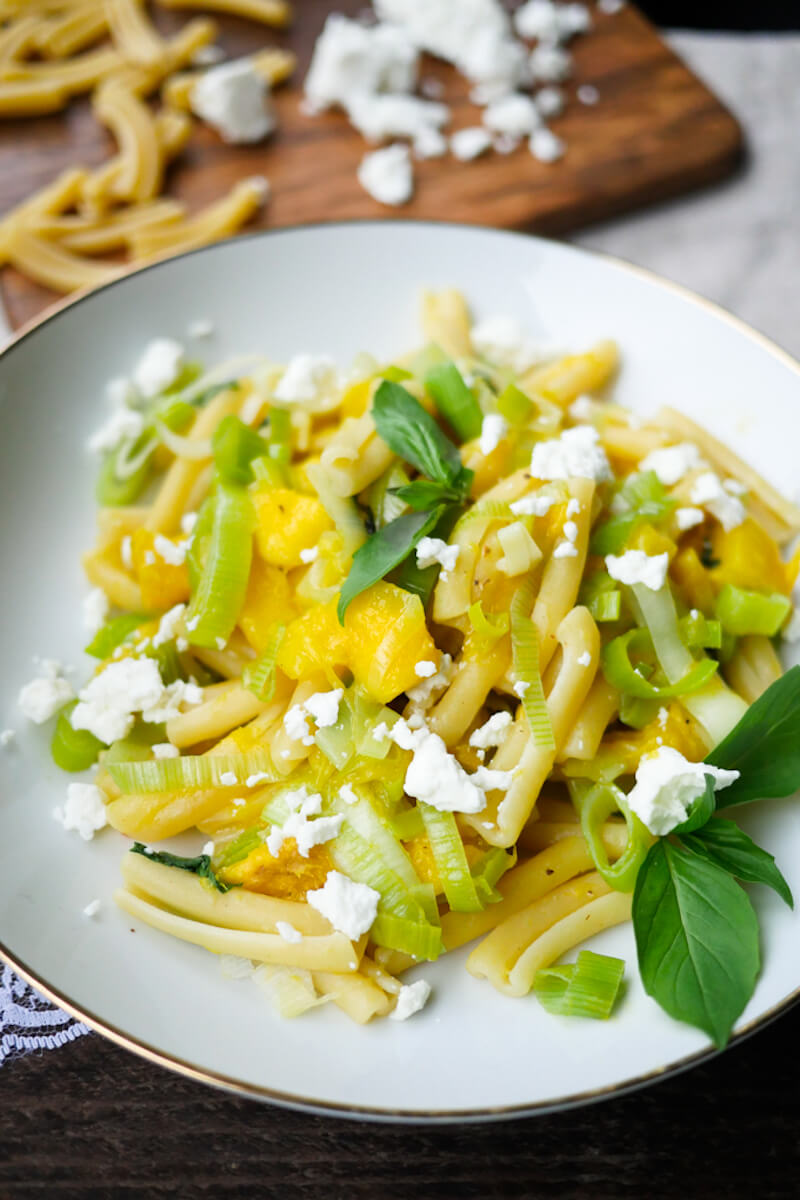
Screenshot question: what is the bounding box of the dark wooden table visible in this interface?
[2,1002,798,1198]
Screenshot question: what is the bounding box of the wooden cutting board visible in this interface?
[0,1,742,330]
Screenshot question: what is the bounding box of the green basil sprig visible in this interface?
[337,382,473,621]
[630,670,799,1047]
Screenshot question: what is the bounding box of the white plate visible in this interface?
[1,223,799,1122]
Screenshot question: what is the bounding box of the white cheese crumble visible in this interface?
[82,588,109,637]
[531,425,611,482]
[82,899,101,918]
[529,126,565,162]
[553,541,578,558]
[191,58,276,143]
[152,603,186,649]
[18,661,74,724]
[304,14,418,112]
[535,85,565,118]
[339,782,359,805]
[275,921,303,944]
[347,93,449,142]
[390,978,432,1021]
[406,652,454,709]
[304,689,343,729]
[529,43,572,84]
[577,650,592,667]
[387,718,512,814]
[450,126,493,161]
[563,519,579,542]
[605,549,669,591]
[132,338,184,398]
[70,658,201,745]
[567,394,593,421]
[187,318,214,339]
[639,442,703,486]
[479,412,508,455]
[152,742,180,759]
[153,534,187,566]
[626,746,739,836]
[245,771,271,787]
[483,92,541,136]
[414,660,437,678]
[577,83,599,105]
[307,870,380,940]
[219,771,237,786]
[299,546,319,564]
[266,787,343,858]
[273,353,340,408]
[510,492,555,517]
[513,679,530,698]
[54,783,107,841]
[469,710,512,749]
[493,132,520,154]
[566,498,581,517]
[413,125,448,158]
[689,472,746,531]
[87,407,144,455]
[357,143,414,206]
[675,506,705,532]
[181,511,198,536]
[470,313,549,374]
[415,536,460,579]
[0,729,15,748]
[598,0,624,12]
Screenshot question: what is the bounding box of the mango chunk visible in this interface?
[238,555,297,653]
[345,582,439,703]
[710,518,789,596]
[220,841,331,901]
[131,528,190,610]
[253,487,333,569]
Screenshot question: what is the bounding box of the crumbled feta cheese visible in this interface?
[152,742,179,759]
[529,42,571,84]
[469,710,513,749]
[307,870,379,939]
[577,83,599,105]
[284,703,314,745]
[396,722,491,814]
[152,603,186,649]
[132,338,184,398]
[415,660,437,678]
[191,58,275,144]
[566,498,581,517]
[82,588,109,637]
[535,85,565,118]
[0,729,15,748]
[54,783,107,841]
[339,782,359,805]
[218,771,237,787]
[187,318,214,339]
[299,546,319,564]
[275,921,303,943]
[675,506,705,532]
[530,425,612,482]
[406,652,454,709]
[357,143,414,206]
[274,354,340,408]
[390,978,432,1020]
[470,765,515,792]
[483,92,541,136]
[563,519,579,542]
[347,93,449,142]
[568,394,593,421]
[415,536,460,579]
[266,787,343,858]
[87,407,144,455]
[153,534,187,566]
[70,658,199,745]
[598,0,624,13]
[553,541,578,558]
[689,472,746,531]
[470,313,548,374]
[529,126,565,162]
[639,442,703,486]
[304,14,418,112]
[304,689,343,729]
[513,679,530,698]
[140,679,203,724]
[626,746,739,836]
[82,899,101,918]
[181,512,198,536]
[493,133,520,154]
[413,125,448,158]
[450,126,493,161]
[724,478,747,496]
[18,662,74,724]
[577,650,592,667]
[510,492,555,517]
[605,549,669,591]
[479,412,508,455]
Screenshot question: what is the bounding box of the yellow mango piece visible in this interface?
[340,377,372,419]
[345,582,439,703]
[710,518,789,596]
[252,486,333,569]
[277,600,350,680]
[220,841,331,901]
[404,834,444,893]
[596,701,709,777]
[629,523,676,560]
[130,528,190,610]
[238,555,297,653]
[669,547,716,614]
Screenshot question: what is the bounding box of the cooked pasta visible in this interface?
[46,289,800,1027]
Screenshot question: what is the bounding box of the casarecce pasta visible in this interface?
[48,288,800,1025]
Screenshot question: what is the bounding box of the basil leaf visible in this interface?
[130,842,234,893]
[680,820,794,908]
[671,775,716,835]
[389,504,461,608]
[633,839,760,1047]
[706,666,800,807]
[337,508,443,622]
[372,381,464,489]
[392,480,457,510]
[425,362,483,442]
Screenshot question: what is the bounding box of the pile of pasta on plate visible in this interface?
[29,288,800,1034]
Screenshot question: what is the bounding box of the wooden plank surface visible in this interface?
[0,2,743,329]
